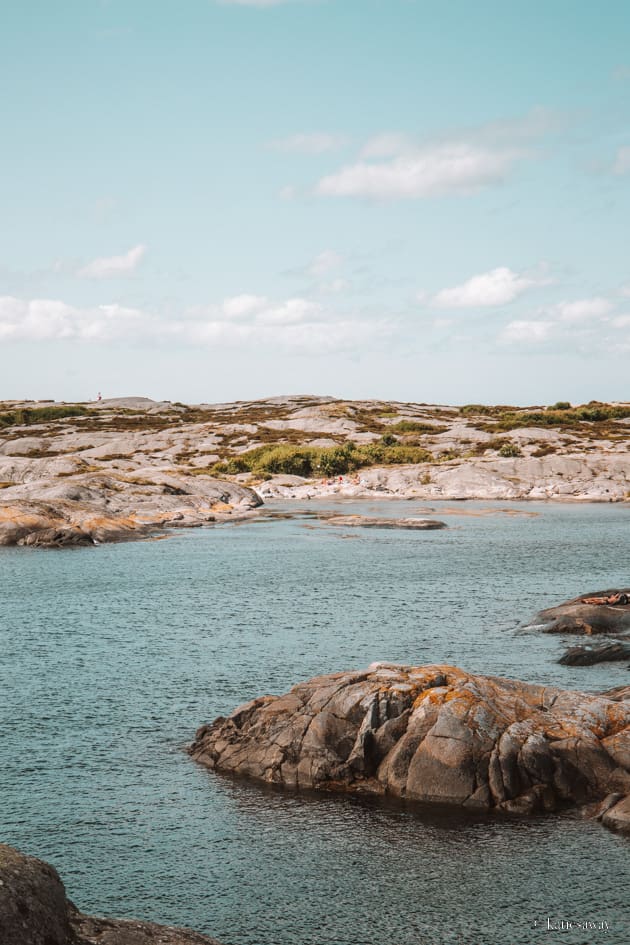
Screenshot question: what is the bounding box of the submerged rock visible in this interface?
[525,590,630,636]
[189,663,630,830]
[0,843,221,945]
[323,514,447,530]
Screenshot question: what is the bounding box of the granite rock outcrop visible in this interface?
[190,663,630,832]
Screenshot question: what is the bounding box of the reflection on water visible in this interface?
[1,499,629,944]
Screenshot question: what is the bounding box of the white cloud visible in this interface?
[613,146,630,175]
[552,297,612,321]
[78,244,146,279]
[0,293,388,355]
[271,133,348,154]
[221,294,267,318]
[620,284,630,298]
[256,298,321,324]
[499,295,622,349]
[0,297,147,342]
[307,250,343,277]
[430,267,545,309]
[500,320,554,344]
[317,143,520,199]
[310,108,566,201]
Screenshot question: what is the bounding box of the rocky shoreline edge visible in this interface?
[0,843,222,945]
[2,394,630,546]
[189,662,630,835]
[0,476,263,548]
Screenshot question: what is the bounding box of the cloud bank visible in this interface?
[0,293,389,355]
[500,295,626,349]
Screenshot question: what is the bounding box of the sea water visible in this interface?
[1,499,629,945]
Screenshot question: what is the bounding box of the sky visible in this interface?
[1,0,630,405]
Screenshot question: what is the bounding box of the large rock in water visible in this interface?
[189,663,630,829]
[0,843,221,945]
[526,589,630,636]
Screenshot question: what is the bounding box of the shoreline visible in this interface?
[1,487,627,549]
[2,395,630,545]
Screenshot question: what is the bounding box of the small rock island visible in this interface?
[528,589,630,636]
[190,663,630,833]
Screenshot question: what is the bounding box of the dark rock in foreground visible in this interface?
[0,844,221,945]
[526,589,630,636]
[190,663,630,832]
[559,641,630,666]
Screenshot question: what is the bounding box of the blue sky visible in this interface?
[1,0,630,404]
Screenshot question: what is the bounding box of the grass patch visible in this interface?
[388,420,449,435]
[0,405,93,429]
[484,403,630,432]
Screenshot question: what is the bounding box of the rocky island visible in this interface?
[1,394,630,545]
[189,662,630,834]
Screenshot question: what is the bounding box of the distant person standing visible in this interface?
[97,392,102,401]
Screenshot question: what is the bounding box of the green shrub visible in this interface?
[550,401,571,410]
[498,441,522,458]
[210,441,434,479]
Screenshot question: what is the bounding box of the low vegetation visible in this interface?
[387,420,449,435]
[210,442,433,478]
[498,442,522,458]
[0,405,92,429]
[491,404,630,431]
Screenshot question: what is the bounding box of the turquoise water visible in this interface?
[1,499,629,945]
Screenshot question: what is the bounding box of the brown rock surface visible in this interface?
[189,663,630,829]
[526,590,630,636]
[0,843,221,945]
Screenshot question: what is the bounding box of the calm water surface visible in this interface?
[1,499,629,945]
